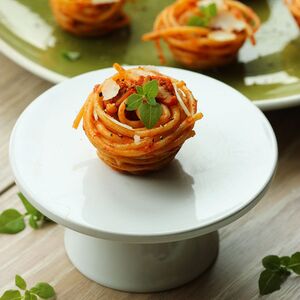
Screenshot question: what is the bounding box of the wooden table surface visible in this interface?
[1,53,300,300]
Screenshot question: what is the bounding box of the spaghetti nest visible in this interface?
[285,0,300,27]
[50,0,129,37]
[143,0,260,69]
[73,64,203,174]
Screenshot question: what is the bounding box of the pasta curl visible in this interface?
[50,0,129,37]
[285,0,300,27]
[143,0,260,69]
[74,64,203,174]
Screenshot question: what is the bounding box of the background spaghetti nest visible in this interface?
[50,0,129,37]
[143,0,260,69]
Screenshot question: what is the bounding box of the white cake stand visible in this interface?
[9,67,277,292]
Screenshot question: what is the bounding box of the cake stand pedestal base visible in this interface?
[64,229,219,292]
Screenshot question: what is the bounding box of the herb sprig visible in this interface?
[126,79,162,129]
[187,3,217,27]
[0,193,52,234]
[0,275,56,300]
[259,252,300,295]
[62,51,81,61]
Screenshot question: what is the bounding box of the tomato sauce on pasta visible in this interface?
[73,64,203,174]
[143,0,260,69]
[50,0,129,37]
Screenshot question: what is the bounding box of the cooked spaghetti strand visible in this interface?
[74,64,203,174]
[50,0,129,37]
[285,0,300,27]
[142,0,260,69]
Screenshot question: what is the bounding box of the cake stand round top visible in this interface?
[9,67,277,243]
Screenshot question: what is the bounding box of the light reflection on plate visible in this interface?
[245,71,299,86]
[239,0,299,63]
[0,0,56,50]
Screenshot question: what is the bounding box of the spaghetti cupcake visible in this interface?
[143,0,260,69]
[73,64,203,174]
[50,0,129,37]
[285,0,300,27]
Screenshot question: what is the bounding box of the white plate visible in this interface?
[9,67,278,243]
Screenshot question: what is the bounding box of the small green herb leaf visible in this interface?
[30,283,55,299]
[139,102,162,129]
[0,193,53,235]
[147,97,157,106]
[287,252,300,274]
[143,80,159,99]
[126,94,143,111]
[30,294,38,300]
[201,2,217,18]
[188,3,217,28]
[0,290,21,300]
[136,86,144,95]
[62,51,81,61]
[2,276,56,300]
[24,291,31,300]
[187,16,206,27]
[29,294,38,300]
[259,269,282,295]
[15,275,26,290]
[18,193,46,229]
[279,267,291,281]
[29,215,39,230]
[125,80,162,128]
[280,256,290,267]
[0,209,25,234]
[259,252,300,296]
[262,255,281,271]
[18,193,40,217]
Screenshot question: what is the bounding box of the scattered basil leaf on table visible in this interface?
[262,255,281,271]
[0,290,21,300]
[0,209,25,234]
[24,290,36,300]
[62,51,81,61]
[0,193,53,234]
[288,252,300,274]
[259,269,283,295]
[259,252,300,295]
[0,275,56,300]
[30,283,55,299]
[15,275,27,290]
[280,256,291,267]
[18,193,39,216]
[125,79,162,129]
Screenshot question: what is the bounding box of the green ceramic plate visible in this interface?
[0,0,300,110]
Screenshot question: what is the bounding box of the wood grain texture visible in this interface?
[0,54,300,299]
[0,54,52,192]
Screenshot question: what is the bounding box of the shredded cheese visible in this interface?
[91,0,119,4]
[198,0,225,10]
[210,11,246,32]
[133,135,141,144]
[127,67,157,80]
[101,78,120,101]
[105,114,133,130]
[208,30,236,41]
[172,83,191,116]
[93,108,99,121]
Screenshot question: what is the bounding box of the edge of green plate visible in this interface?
[1,37,300,111]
